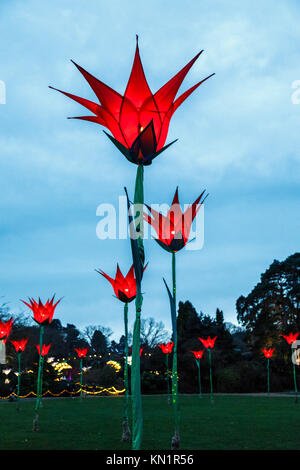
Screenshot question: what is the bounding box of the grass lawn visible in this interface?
[0,394,299,450]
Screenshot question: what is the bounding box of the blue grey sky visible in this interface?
[0,0,299,340]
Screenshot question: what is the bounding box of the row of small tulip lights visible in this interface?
[1,313,300,433]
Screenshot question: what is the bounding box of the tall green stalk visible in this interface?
[171,251,179,432]
[35,326,44,412]
[208,348,213,401]
[131,163,144,450]
[17,352,21,399]
[123,302,130,422]
[195,359,202,397]
[293,362,298,403]
[80,357,83,399]
[267,358,270,396]
[166,353,170,401]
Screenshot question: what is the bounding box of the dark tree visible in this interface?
[236,253,300,351]
[91,329,108,356]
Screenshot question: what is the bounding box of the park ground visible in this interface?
[0,394,300,450]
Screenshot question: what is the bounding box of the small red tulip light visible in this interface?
[158,342,174,354]
[144,188,207,252]
[36,344,51,356]
[262,348,275,359]
[191,350,204,397]
[281,332,300,345]
[50,37,214,165]
[198,336,217,349]
[191,350,204,360]
[0,318,13,342]
[75,348,89,358]
[281,332,300,401]
[11,338,28,353]
[21,295,61,325]
[96,264,146,303]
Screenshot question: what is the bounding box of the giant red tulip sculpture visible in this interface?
[158,342,174,402]
[191,350,204,397]
[75,348,89,400]
[281,332,300,403]
[49,36,214,167]
[21,296,61,430]
[11,338,28,406]
[262,348,275,396]
[50,36,214,450]
[145,187,207,447]
[96,264,146,442]
[199,336,217,402]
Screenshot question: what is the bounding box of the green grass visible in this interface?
[0,395,300,450]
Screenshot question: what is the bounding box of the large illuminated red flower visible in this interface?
[36,344,51,356]
[262,348,275,358]
[0,318,13,342]
[191,350,204,360]
[281,332,300,345]
[21,295,61,325]
[158,342,174,354]
[50,37,214,165]
[198,336,217,349]
[75,348,89,358]
[11,338,28,353]
[96,264,147,303]
[144,188,207,252]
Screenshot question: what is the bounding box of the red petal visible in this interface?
[71,60,123,121]
[153,51,203,116]
[123,37,152,110]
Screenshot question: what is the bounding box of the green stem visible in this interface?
[171,251,179,430]
[80,357,83,399]
[131,163,144,450]
[293,362,298,402]
[17,352,21,399]
[166,353,170,399]
[208,348,213,398]
[196,359,202,397]
[124,302,129,422]
[35,326,44,412]
[267,358,270,395]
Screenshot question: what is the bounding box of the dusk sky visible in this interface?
[0,0,299,340]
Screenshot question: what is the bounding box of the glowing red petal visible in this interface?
[153,51,203,116]
[49,86,102,115]
[172,73,215,114]
[123,37,152,110]
[70,60,123,121]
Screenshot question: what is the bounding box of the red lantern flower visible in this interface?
[11,338,28,353]
[158,342,174,354]
[0,318,13,342]
[21,295,61,325]
[144,188,207,252]
[75,348,89,358]
[191,350,204,360]
[36,344,51,356]
[198,336,217,349]
[96,264,146,303]
[281,332,300,345]
[50,37,214,166]
[262,348,275,358]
